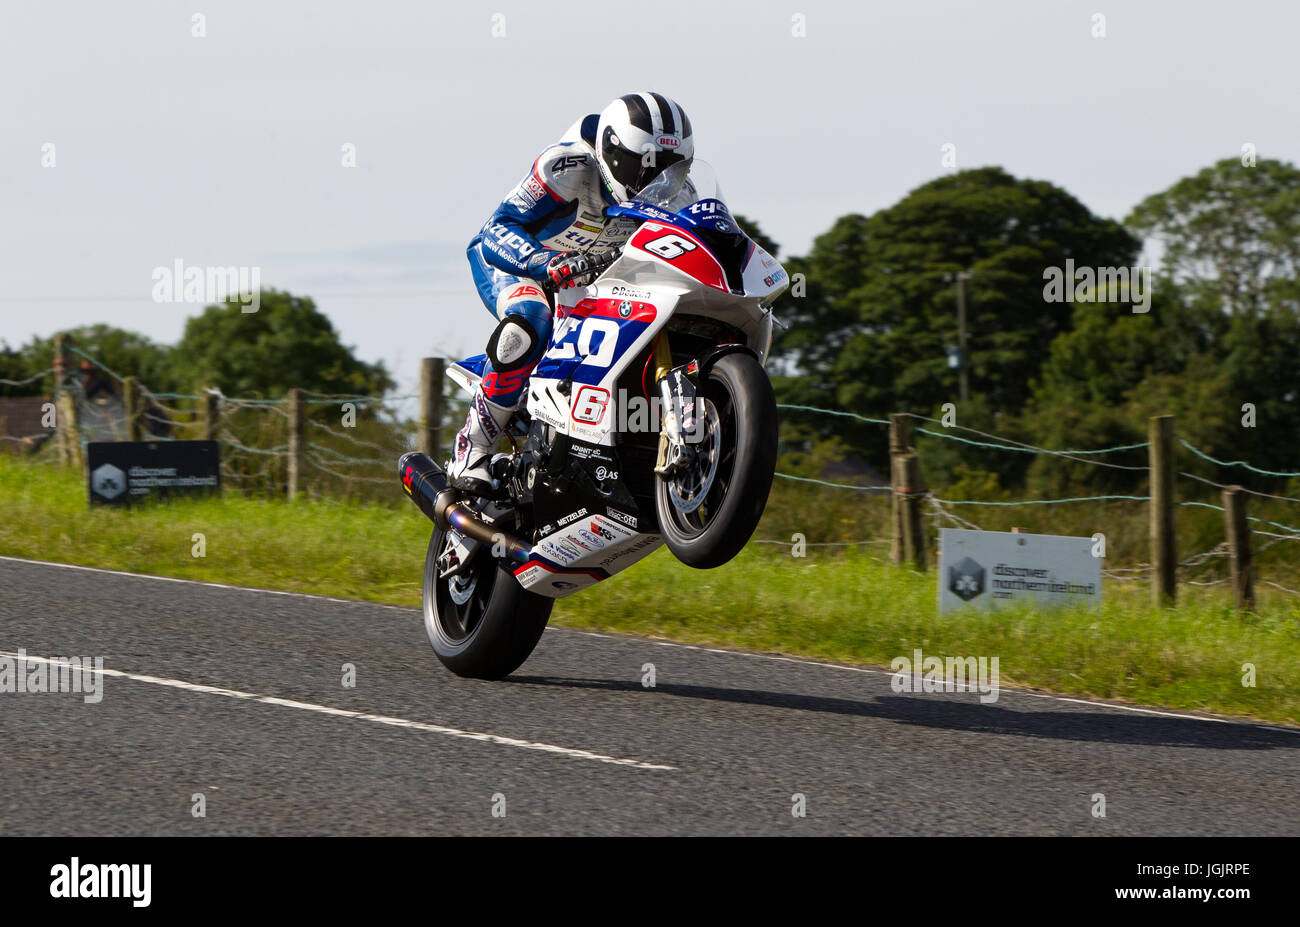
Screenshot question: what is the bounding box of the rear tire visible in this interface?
[422,528,553,679]
[654,352,777,569]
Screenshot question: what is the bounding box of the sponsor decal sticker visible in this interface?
[550,154,588,173]
[605,507,637,528]
[539,540,577,564]
[524,175,548,202]
[569,443,614,462]
[591,514,635,539]
[595,533,662,568]
[609,284,651,300]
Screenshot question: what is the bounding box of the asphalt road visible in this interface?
[2,555,1297,836]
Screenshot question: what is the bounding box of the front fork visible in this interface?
[652,332,702,478]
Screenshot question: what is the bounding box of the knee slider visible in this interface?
[487,315,541,372]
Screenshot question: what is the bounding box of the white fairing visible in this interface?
[525,245,782,447]
[464,160,787,598]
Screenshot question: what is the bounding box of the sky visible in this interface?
[3,0,1298,400]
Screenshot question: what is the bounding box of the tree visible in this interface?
[1127,157,1300,318]
[1018,285,1217,493]
[0,341,35,397]
[1127,157,1300,479]
[1,325,176,397]
[168,290,394,398]
[768,167,1138,467]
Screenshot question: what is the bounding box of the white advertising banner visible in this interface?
[938,528,1102,612]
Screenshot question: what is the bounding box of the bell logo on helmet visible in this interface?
[657,136,679,148]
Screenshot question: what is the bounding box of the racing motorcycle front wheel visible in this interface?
[654,351,778,569]
[422,527,553,679]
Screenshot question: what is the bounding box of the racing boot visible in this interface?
[446,387,517,496]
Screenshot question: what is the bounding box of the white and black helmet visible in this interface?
[596,92,694,203]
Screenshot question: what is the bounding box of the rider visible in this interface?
[448,92,695,494]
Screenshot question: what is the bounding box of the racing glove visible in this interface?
[545,250,596,289]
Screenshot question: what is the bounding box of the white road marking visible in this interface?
[0,650,676,771]
[4,554,1296,735]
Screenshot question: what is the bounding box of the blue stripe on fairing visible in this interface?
[454,354,490,378]
[531,316,653,386]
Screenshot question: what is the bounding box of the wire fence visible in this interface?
[775,401,1300,598]
[9,346,1299,597]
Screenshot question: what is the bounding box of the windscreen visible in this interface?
[635,160,725,213]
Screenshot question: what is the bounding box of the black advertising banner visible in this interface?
[86,441,221,506]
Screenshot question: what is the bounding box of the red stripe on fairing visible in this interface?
[629,224,728,292]
[513,556,607,580]
[566,297,657,324]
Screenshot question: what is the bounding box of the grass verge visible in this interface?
[2,454,1297,725]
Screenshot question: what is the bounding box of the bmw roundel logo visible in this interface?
[618,300,632,318]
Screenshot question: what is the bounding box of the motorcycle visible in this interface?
[398,160,790,678]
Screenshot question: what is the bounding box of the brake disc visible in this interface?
[668,399,721,514]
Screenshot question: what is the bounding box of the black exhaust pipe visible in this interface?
[398,452,532,564]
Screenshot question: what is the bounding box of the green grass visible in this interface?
[2,454,1298,725]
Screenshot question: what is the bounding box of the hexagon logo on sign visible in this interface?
[948,556,985,602]
[91,463,127,501]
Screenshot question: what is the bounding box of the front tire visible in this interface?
[422,528,553,679]
[654,352,777,569]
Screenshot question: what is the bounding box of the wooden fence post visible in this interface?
[419,358,445,461]
[1149,414,1177,604]
[1222,485,1255,610]
[202,390,220,442]
[287,388,304,500]
[124,376,144,441]
[899,452,927,571]
[52,332,81,468]
[890,413,911,565]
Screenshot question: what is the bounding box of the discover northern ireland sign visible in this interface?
[87,441,221,506]
[938,528,1101,612]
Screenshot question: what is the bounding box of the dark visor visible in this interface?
[603,126,688,196]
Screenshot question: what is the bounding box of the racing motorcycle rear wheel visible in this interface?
[422,527,553,679]
[654,352,777,569]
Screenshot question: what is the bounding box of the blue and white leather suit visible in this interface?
[465,113,615,407]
